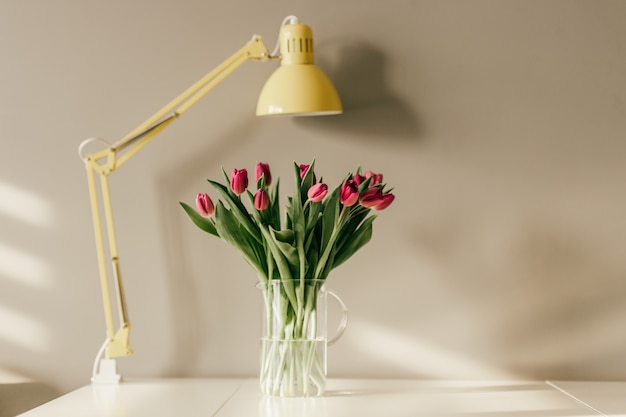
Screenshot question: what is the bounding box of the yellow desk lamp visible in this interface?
[78,15,341,384]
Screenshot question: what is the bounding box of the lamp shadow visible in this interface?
[297,41,421,141]
[154,42,419,376]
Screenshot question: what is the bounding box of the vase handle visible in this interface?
[327,289,348,346]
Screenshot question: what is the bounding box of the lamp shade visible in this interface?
[256,21,342,116]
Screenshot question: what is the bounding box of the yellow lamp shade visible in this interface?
[257,65,342,116]
[256,20,342,116]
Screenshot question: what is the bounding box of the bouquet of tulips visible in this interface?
[180,161,394,396]
[180,161,393,283]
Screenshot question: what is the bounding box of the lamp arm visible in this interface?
[81,34,272,361]
[112,34,273,168]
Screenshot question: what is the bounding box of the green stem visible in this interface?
[314,205,348,280]
[260,282,326,397]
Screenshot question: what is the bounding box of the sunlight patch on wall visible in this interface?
[0,180,54,228]
[0,305,50,352]
[0,242,52,288]
[350,321,518,380]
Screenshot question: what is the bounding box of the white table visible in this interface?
[547,380,626,416]
[17,378,625,416]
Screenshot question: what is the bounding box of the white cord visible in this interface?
[269,15,300,58]
[91,338,122,384]
[78,137,111,162]
[91,337,109,381]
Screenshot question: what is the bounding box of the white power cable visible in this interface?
[269,15,300,58]
[78,137,111,162]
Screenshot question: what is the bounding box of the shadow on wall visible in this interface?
[297,42,420,141]
[154,119,260,377]
[151,42,421,377]
[412,211,626,380]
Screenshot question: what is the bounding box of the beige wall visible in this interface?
[1,0,625,393]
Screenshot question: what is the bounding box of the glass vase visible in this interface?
[258,279,348,397]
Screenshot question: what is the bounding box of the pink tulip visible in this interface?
[254,189,269,210]
[230,168,248,194]
[255,162,272,186]
[374,193,395,210]
[359,187,384,208]
[339,180,359,206]
[307,183,328,202]
[353,174,366,186]
[299,164,317,184]
[365,170,383,186]
[195,193,214,217]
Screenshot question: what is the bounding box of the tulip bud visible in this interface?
[254,189,270,211]
[353,174,366,186]
[230,168,248,194]
[374,193,395,210]
[365,170,383,186]
[339,180,359,206]
[195,193,214,217]
[359,187,384,208]
[307,183,328,202]
[299,164,317,184]
[255,162,272,186]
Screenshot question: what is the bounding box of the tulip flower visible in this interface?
[359,187,384,208]
[254,189,270,211]
[339,179,359,206]
[374,192,395,210]
[299,164,317,184]
[298,164,310,179]
[195,193,214,217]
[230,168,248,194]
[307,183,328,202]
[352,174,366,186]
[365,170,383,186]
[255,162,272,186]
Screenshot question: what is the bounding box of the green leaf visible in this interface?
[221,167,231,184]
[290,184,306,275]
[336,208,370,244]
[179,201,218,237]
[304,234,319,277]
[209,179,262,244]
[249,207,293,282]
[357,176,373,193]
[256,175,266,190]
[269,227,299,274]
[333,215,376,269]
[213,202,266,278]
[304,210,322,254]
[256,225,299,310]
[272,229,294,244]
[268,177,281,230]
[293,162,303,204]
[319,187,340,254]
[285,196,294,230]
